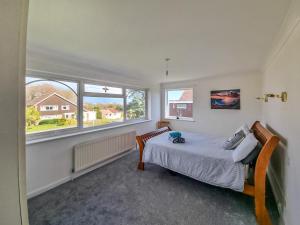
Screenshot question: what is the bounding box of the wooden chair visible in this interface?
[157,120,170,129]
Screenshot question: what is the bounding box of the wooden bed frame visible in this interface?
[136,121,279,225]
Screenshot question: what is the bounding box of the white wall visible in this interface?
[25,57,161,197]
[161,72,262,137]
[262,1,300,224]
[26,120,159,197]
[0,0,29,225]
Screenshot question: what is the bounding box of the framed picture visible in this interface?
[211,89,240,109]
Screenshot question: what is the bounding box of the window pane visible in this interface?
[84,84,122,95]
[26,77,78,134]
[166,89,193,118]
[126,89,146,120]
[83,97,124,127]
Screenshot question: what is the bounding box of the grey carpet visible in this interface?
[28,151,279,225]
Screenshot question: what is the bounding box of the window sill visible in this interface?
[26,119,152,145]
[165,117,195,122]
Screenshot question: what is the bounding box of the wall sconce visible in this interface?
[256,92,288,102]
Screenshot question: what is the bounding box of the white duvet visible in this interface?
[143,131,245,192]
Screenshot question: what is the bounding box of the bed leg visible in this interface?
[138,162,144,170]
[254,177,272,225]
[255,195,272,225]
[136,136,145,171]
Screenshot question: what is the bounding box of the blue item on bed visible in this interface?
[169,131,182,139]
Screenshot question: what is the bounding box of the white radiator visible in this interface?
[73,131,136,172]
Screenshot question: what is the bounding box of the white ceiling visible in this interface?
[27,0,290,83]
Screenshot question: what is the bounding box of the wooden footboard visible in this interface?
[136,127,171,170]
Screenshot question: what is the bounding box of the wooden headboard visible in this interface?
[246,121,280,225]
[251,121,274,145]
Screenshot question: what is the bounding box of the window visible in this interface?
[61,105,70,110]
[40,105,59,111]
[176,104,187,109]
[84,84,123,95]
[83,97,124,127]
[165,88,193,120]
[26,75,148,139]
[126,89,146,120]
[26,77,78,134]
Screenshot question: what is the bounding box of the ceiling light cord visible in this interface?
[165,58,170,80]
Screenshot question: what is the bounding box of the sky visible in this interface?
[168,90,184,101]
[83,97,123,104]
[26,77,78,92]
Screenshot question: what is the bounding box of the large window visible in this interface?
[26,75,148,138]
[26,77,78,134]
[165,88,193,120]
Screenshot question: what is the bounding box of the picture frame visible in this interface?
[210,89,240,109]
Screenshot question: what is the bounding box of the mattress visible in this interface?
[143,131,245,192]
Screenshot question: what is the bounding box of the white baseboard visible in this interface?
[267,165,286,225]
[27,176,71,199]
[27,149,135,199]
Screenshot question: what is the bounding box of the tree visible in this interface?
[93,106,102,119]
[126,90,145,119]
[26,106,40,127]
[114,104,123,111]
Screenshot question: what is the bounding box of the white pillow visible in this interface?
[232,133,258,162]
[235,124,250,136]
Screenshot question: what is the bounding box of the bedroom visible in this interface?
[0,0,299,225]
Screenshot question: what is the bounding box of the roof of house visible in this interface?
[26,92,78,108]
[101,108,120,114]
[27,94,51,106]
[179,90,193,101]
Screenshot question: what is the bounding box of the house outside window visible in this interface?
[165,88,193,120]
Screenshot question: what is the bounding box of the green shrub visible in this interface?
[65,118,77,126]
[39,118,66,125]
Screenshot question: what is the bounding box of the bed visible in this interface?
[136,121,279,225]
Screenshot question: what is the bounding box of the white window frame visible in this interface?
[26,70,148,142]
[164,88,194,121]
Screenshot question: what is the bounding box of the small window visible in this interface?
[61,105,70,110]
[26,77,78,134]
[84,84,122,95]
[83,96,124,127]
[165,88,193,120]
[176,104,187,109]
[126,89,146,120]
[40,105,58,111]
